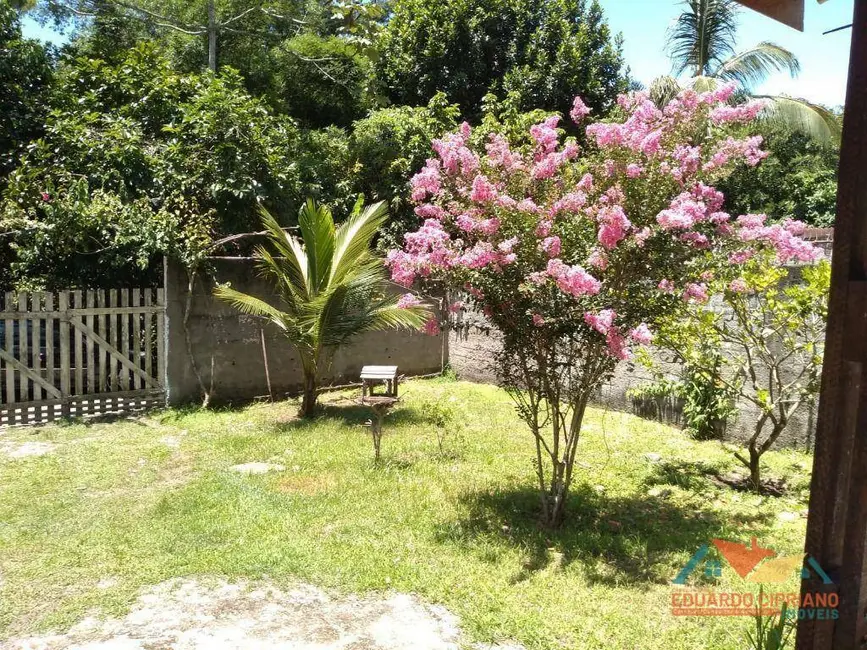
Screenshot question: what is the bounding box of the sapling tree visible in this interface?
[387,85,821,526]
[657,256,829,492]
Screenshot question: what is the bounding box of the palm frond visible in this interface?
[258,207,309,300]
[714,42,800,92]
[690,75,720,94]
[666,0,740,78]
[755,95,842,145]
[331,200,389,285]
[360,300,431,333]
[297,198,335,294]
[649,75,683,108]
[213,285,291,331]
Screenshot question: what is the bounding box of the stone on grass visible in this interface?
[229,462,286,475]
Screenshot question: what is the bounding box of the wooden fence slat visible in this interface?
[59,292,70,407]
[18,293,28,402]
[132,288,142,390]
[156,288,165,388]
[31,292,41,402]
[45,293,54,393]
[99,290,109,393]
[74,290,83,395]
[143,289,153,386]
[0,349,61,398]
[120,289,130,391]
[109,289,117,392]
[68,317,159,389]
[85,291,95,395]
[4,292,14,404]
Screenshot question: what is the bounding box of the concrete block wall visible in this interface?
[164,258,446,405]
[448,319,818,451]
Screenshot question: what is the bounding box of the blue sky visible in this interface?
[22,0,855,107]
[599,0,854,107]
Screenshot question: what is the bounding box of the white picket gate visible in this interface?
[0,288,165,426]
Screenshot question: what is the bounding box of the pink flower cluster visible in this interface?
[583,309,653,359]
[389,86,823,363]
[397,293,422,309]
[410,159,441,201]
[432,123,479,176]
[597,205,631,250]
[734,214,822,263]
[540,236,561,258]
[705,136,768,171]
[546,259,601,298]
[570,96,591,123]
[710,100,764,126]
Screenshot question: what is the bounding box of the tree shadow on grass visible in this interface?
[437,483,774,587]
[275,403,435,431]
[644,458,724,492]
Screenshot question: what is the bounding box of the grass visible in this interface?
[0,378,812,649]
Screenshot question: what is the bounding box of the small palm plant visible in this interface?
[215,198,430,417]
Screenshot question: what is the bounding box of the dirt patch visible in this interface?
[276,473,336,496]
[1,578,525,650]
[711,471,788,496]
[0,441,56,459]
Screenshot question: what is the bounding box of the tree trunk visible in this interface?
[300,372,318,417]
[544,398,588,528]
[749,446,762,493]
[207,0,217,72]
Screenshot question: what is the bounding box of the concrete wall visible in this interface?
[448,307,819,451]
[164,258,446,405]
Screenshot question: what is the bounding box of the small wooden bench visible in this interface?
[360,365,399,399]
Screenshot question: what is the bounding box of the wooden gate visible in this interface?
[0,288,165,426]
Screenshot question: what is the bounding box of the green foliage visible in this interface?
[746,591,795,650]
[375,0,627,120]
[720,127,838,227]
[1,44,302,288]
[215,198,431,416]
[0,1,53,182]
[295,127,360,217]
[656,256,830,490]
[417,397,464,454]
[630,354,737,441]
[271,33,374,128]
[678,354,737,441]
[350,94,460,249]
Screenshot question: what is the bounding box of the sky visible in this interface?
[21,0,855,108]
[599,0,854,108]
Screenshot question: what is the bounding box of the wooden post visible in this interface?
[797,2,867,649]
[58,292,70,418]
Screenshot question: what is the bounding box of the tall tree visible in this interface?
[656,0,840,143]
[376,0,627,121]
[33,0,319,72]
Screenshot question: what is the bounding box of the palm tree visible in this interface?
[215,198,430,417]
[656,0,840,143]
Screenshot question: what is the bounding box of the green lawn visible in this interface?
[0,378,812,649]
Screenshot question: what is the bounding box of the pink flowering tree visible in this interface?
[387,84,821,526]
